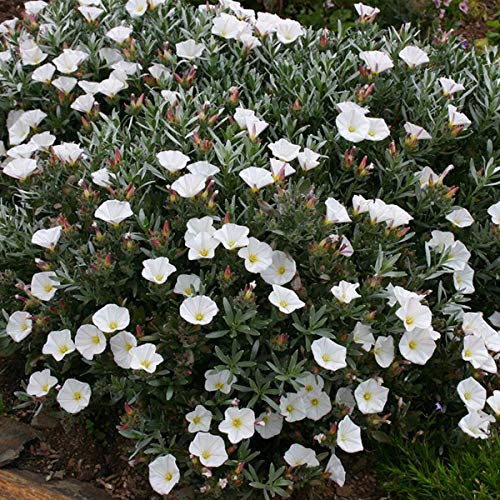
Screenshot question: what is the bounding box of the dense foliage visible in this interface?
[0,0,498,497]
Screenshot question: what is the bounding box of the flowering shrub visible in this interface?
[1,0,499,497]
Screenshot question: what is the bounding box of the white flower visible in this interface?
[486,391,500,416]
[148,455,180,496]
[212,13,246,39]
[180,295,219,325]
[30,131,55,149]
[304,390,332,421]
[32,63,56,83]
[52,143,83,163]
[187,161,220,178]
[92,304,130,333]
[6,311,33,342]
[297,372,324,395]
[186,405,213,433]
[359,50,393,74]
[53,49,88,74]
[237,237,273,273]
[234,107,257,128]
[219,407,255,443]
[458,411,493,439]
[448,105,471,128]
[185,216,216,238]
[399,46,429,68]
[25,1,48,16]
[284,444,319,467]
[462,312,499,351]
[174,274,201,297]
[161,90,180,106]
[488,201,500,225]
[189,432,228,467]
[337,415,363,453]
[268,139,301,162]
[176,39,205,60]
[269,159,295,179]
[57,379,91,414]
[279,392,306,422]
[325,198,352,223]
[31,271,59,301]
[106,26,133,44]
[205,369,236,394]
[94,200,133,224]
[149,63,170,80]
[8,109,46,145]
[298,148,321,171]
[399,328,436,365]
[404,122,432,141]
[125,0,147,17]
[78,80,101,94]
[110,331,137,369]
[98,77,126,97]
[325,453,346,486]
[457,377,486,411]
[245,117,268,140]
[3,158,38,180]
[78,6,104,21]
[31,226,62,250]
[396,298,432,331]
[42,329,76,361]
[213,223,249,250]
[75,324,106,360]
[439,77,465,96]
[171,173,206,198]
[354,379,389,414]
[462,336,496,374]
[186,230,219,259]
[373,336,395,368]
[20,39,47,66]
[337,101,369,115]
[91,168,115,187]
[336,387,356,414]
[142,257,177,284]
[239,167,275,191]
[331,280,361,304]
[70,94,95,113]
[276,19,304,44]
[352,322,375,351]
[311,337,347,371]
[336,109,370,143]
[27,369,57,397]
[157,150,190,173]
[453,264,475,294]
[443,240,471,271]
[255,412,283,439]
[446,208,474,228]
[268,285,305,314]
[365,117,390,141]
[261,250,296,285]
[354,3,380,20]
[130,343,164,373]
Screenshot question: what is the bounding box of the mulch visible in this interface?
[0,0,24,23]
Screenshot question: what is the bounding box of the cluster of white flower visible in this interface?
[1,0,498,496]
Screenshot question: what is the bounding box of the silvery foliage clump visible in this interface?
[1,0,499,496]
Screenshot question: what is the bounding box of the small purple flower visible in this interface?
[433,0,441,8]
[459,0,468,14]
[435,402,444,412]
[443,0,452,6]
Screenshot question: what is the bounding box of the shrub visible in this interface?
[0,0,499,497]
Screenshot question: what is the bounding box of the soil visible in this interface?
[0,0,23,23]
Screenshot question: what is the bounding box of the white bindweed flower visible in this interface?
[399,46,429,68]
[125,0,147,17]
[354,378,389,414]
[148,455,180,496]
[106,26,132,44]
[176,39,205,60]
[52,143,83,163]
[171,173,206,198]
[458,411,493,439]
[42,329,76,361]
[239,167,275,191]
[359,50,393,74]
[245,117,268,140]
[443,240,471,271]
[453,264,475,294]
[75,324,106,360]
[304,390,332,421]
[189,432,228,467]
[325,453,346,486]
[269,159,295,179]
[157,150,190,173]
[32,62,56,83]
[187,161,220,178]
[268,139,301,162]
[373,336,395,368]
[91,168,115,187]
[238,237,273,273]
[365,117,390,141]
[396,298,432,331]
[218,407,255,443]
[130,343,164,373]
[110,331,137,369]
[53,49,88,74]
[457,377,486,411]
[31,226,62,250]
[354,3,380,20]
[280,392,306,422]
[6,311,33,342]
[205,369,236,394]
[212,13,246,39]
[70,94,95,113]
[404,122,432,141]
[78,6,104,21]
[20,38,47,66]
[27,369,57,397]
[268,285,305,314]
[31,271,59,301]
[399,328,436,365]
[25,1,48,16]
[337,415,363,453]
[311,338,347,371]
[142,257,177,284]
[487,201,500,225]
[57,379,91,414]
[325,198,352,223]
[336,387,356,414]
[331,280,361,304]
[336,109,370,143]
[255,412,283,439]
[276,19,304,44]
[174,274,201,297]
[94,200,133,224]
[439,77,465,96]
[261,250,296,285]
[297,148,321,171]
[98,77,127,98]
[486,391,500,416]
[284,444,319,467]
[352,322,375,351]
[446,208,474,228]
[448,104,471,129]
[213,223,249,250]
[186,405,213,433]
[3,158,38,180]
[92,304,130,333]
[462,336,496,374]
[180,295,218,325]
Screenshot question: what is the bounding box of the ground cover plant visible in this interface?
[0,0,499,497]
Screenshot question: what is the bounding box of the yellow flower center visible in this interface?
[277,266,286,275]
[279,300,288,309]
[200,249,209,257]
[406,316,414,326]
[92,335,100,345]
[322,354,330,362]
[109,321,118,330]
[286,404,294,413]
[305,384,313,392]
[248,254,258,263]
[348,126,356,133]
[464,392,470,401]
[125,343,133,352]
[214,382,225,390]
[155,274,164,282]
[164,472,173,481]
[368,131,375,136]
[408,340,417,350]
[195,313,204,321]
[193,416,201,424]
[464,349,471,358]
[59,344,69,354]
[141,360,151,369]
[228,240,235,248]
[311,398,319,407]
[21,323,28,331]
[73,392,82,401]
[42,384,49,392]
[363,393,372,401]
[232,418,242,428]
[185,288,193,295]
[201,450,211,460]
[44,284,53,292]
